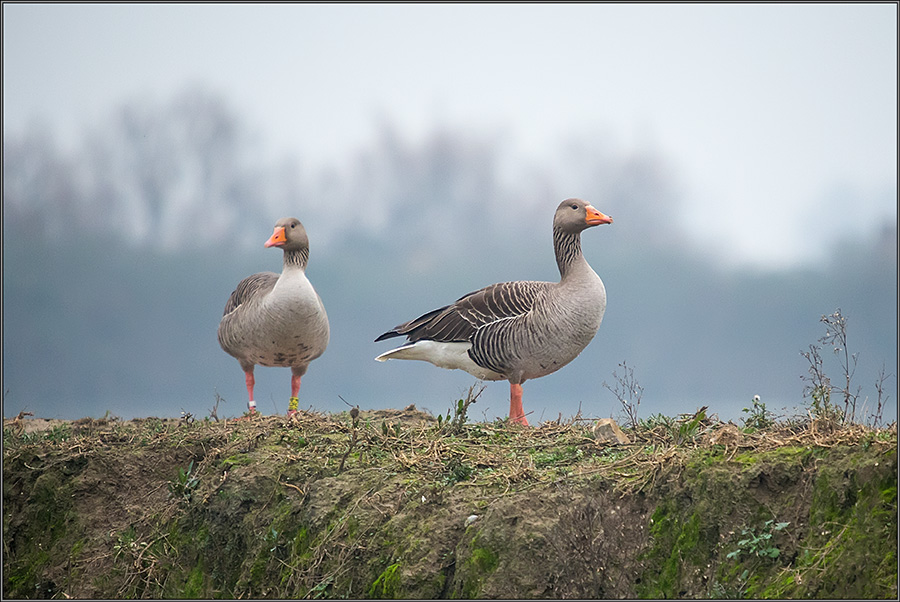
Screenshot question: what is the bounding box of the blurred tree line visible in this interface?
[3,86,896,422]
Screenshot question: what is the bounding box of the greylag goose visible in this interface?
[218,217,329,416]
[375,199,612,425]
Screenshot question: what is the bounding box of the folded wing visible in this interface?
[375,280,548,344]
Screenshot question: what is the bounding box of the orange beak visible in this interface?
[265,226,287,248]
[585,205,613,226]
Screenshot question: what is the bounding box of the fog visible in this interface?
[3,87,897,424]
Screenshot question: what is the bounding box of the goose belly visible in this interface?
[513,334,594,381]
[221,289,329,368]
[253,300,329,367]
[502,301,605,382]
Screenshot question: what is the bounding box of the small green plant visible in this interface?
[598,447,628,463]
[709,576,749,599]
[3,421,43,448]
[636,409,707,445]
[263,527,280,552]
[307,576,334,599]
[727,519,789,561]
[439,383,484,434]
[741,395,775,431]
[532,446,583,469]
[673,407,707,445]
[145,418,167,435]
[723,519,790,598]
[379,420,402,438]
[638,412,672,430]
[368,562,402,598]
[112,526,138,557]
[45,423,72,443]
[169,460,200,502]
[443,457,474,484]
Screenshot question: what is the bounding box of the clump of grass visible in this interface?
[637,407,709,446]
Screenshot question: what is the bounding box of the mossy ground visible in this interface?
[3,406,897,599]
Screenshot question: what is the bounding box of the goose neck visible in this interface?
[283,248,309,271]
[553,226,586,279]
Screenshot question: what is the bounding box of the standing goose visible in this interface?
[375,198,612,425]
[218,217,329,416]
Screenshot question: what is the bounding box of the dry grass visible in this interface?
[5,404,894,486]
[3,400,896,600]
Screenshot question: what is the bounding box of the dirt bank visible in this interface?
[3,407,897,599]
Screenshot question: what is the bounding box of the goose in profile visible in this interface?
[218,217,329,416]
[375,199,612,425]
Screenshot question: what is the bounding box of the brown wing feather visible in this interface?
[375,281,547,343]
[222,272,279,316]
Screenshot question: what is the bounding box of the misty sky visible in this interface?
[3,3,897,267]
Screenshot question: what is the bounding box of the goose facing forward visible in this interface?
[375,198,612,425]
[218,217,329,416]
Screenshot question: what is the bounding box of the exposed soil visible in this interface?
[3,406,897,599]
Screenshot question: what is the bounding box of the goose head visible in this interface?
[265,217,309,252]
[554,198,613,233]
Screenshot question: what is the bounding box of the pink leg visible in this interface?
[509,383,528,426]
[244,371,257,414]
[287,374,302,416]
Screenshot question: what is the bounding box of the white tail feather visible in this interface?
[374,340,504,381]
[375,343,424,362]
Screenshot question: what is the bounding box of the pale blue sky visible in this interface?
[3,2,897,266]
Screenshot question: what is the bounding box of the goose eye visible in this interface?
[570,204,578,210]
